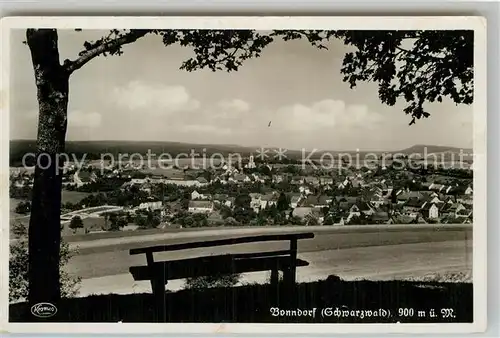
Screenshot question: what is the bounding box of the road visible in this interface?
[68,224,473,296]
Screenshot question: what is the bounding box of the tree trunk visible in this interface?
[26,29,69,314]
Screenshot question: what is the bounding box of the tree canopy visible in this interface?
[53,28,473,125]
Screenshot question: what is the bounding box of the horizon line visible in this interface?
[9,139,473,154]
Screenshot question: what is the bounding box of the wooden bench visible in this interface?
[129,232,314,320]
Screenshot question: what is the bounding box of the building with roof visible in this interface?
[188,201,214,214]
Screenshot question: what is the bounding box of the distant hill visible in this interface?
[399,144,473,155]
[9,140,473,166]
[9,140,258,166]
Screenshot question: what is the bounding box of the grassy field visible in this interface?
[10,191,91,233]
[61,190,91,204]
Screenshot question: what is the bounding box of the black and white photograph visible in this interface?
[1,16,487,334]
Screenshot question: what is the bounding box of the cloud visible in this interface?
[273,99,383,132]
[217,99,251,113]
[180,124,233,135]
[112,80,200,113]
[68,110,102,128]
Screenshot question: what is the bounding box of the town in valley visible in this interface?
[10,143,474,238]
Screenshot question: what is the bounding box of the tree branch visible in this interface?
[63,30,150,75]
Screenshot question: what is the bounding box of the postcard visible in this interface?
[0,16,487,334]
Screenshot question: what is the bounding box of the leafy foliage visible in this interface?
[332,30,473,124]
[9,222,81,302]
[69,215,84,231]
[304,213,319,226]
[14,201,31,214]
[184,273,241,290]
[68,29,472,125]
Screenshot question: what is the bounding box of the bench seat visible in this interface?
[130,253,309,282]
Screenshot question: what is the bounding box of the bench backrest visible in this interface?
[129,232,314,256]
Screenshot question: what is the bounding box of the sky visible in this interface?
[9,29,473,152]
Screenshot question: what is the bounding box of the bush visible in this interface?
[9,222,81,302]
[69,215,84,232]
[183,273,241,290]
[14,201,31,214]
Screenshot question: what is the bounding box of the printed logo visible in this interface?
[30,302,57,318]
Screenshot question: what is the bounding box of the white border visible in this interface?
[0,16,488,334]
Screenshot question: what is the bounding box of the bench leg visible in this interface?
[150,277,166,322]
[270,269,279,286]
[284,239,298,307]
[282,267,297,308]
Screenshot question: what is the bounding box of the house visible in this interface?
[350,178,364,188]
[303,176,320,186]
[300,194,331,208]
[348,204,361,218]
[191,190,208,200]
[310,208,325,224]
[188,201,214,214]
[249,193,263,212]
[230,173,251,183]
[138,200,163,210]
[450,203,466,216]
[213,193,229,204]
[420,202,439,219]
[337,178,350,189]
[261,193,279,209]
[213,176,228,185]
[292,207,314,219]
[140,183,153,194]
[335,196,358,204]
[397,191,425,204]
[445,185,458,194]
[456,195,473,205]
[456,208,473,219]
[149,174,165,183]
[421,182,433,190]
[252,173,266,183]
[403,198,424,212]
[196,177,209,184]
[225,197,235,208]
[299,185,312,195]
[441,202,466,218]
[429,183,446,192]
[223,164,239,173]
[319,176,334,185]
[130,178,147,185]
[290,177,303,185]
[272,175,285,183]
[426,195,443,204]
[164,170,186,181]
[212,194,234,208]
[317,195,332,207]
[399,208,419,219]
[73,171,97,187]
[13,180,25,188]
[289,194,302,208]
